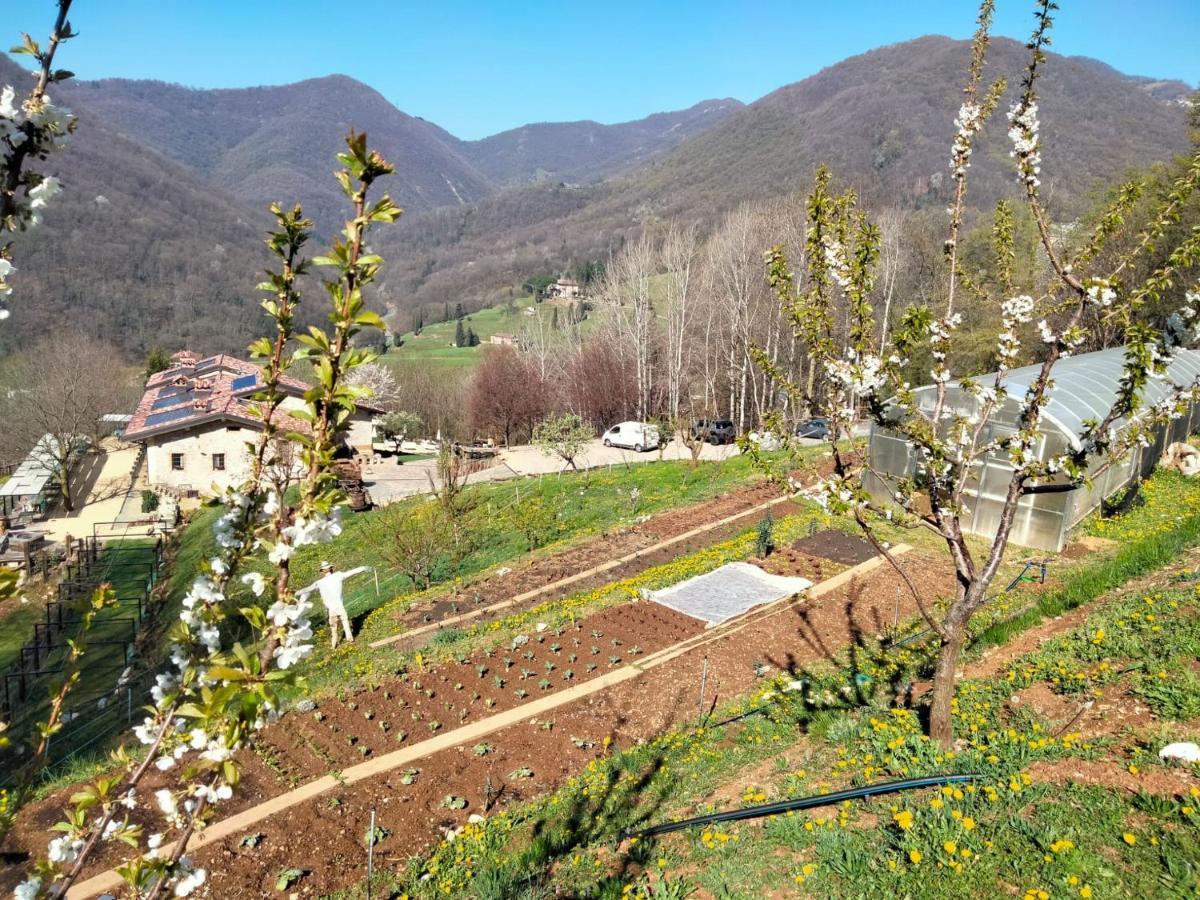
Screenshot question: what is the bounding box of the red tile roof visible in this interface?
[126,351,378,443]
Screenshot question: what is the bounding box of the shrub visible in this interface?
[756,511,775,558]
[140,490,159,514]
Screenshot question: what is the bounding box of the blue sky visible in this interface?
[6,1,1199,140]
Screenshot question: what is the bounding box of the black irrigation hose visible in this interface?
[622,773,980,841]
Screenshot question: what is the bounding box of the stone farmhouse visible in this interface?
[122,351,379,497]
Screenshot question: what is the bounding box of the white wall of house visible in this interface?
[144,411,376,495]
[145,426,262,494]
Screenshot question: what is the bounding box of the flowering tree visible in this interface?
[757,0,1200,747]
[0,0,76,316]
[11,132,400,899]
[344,360,402,411]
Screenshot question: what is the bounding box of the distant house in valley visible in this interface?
[489,333,519,347]
[122,352,380,497]
[546,277,583,301]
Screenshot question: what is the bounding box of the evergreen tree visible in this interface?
[454,302,464,320]
[467,327,480,347]
[414,308,424,335]
[550,307,559,331]
[454,319,466,347]
[144,347,171,379]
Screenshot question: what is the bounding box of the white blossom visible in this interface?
[172,859,207,897]
[241,571,267,597]
[1007,101,1042,187]
[27,175,61,209]
[14,877,41,900]
[47,835,83,863]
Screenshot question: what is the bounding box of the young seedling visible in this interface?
[510,767,534,779]
[363,824,391,848]
[399,768,419,785]
[442,795,468,810]
[275,868,308,891]
[474,742,494,756]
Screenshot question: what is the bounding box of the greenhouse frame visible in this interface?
[864,346,1200,552]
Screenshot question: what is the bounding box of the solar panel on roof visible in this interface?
[193,357,221,372]
[144,407,199,427]
[231,374,258,391]
[151,391,191,410]
[155,383,188,399]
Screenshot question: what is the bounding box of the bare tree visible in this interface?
[0,331,137,511]
[662,222,699,421]
[565,334,637,430]
[384,500,455,590]
[603,232,658,421]
[875,207,907,351]
[466,345,548,445]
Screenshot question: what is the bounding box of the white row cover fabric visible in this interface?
[649,562,812,626]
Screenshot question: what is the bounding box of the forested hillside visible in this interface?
[375,36,1193,317]
[0,34,1191,356]
[455,98,745,185]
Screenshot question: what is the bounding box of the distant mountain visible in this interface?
[454,99,745,185]
[627,36,1192,217]
[57,73,495,230]
[377,36,1193,314]
[0,34,1191,356]
[0,55,275,359]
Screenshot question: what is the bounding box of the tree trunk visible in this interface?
[60,462,73,513]
[929,626,965,747]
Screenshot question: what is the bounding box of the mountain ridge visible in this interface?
[1,35,1192,356]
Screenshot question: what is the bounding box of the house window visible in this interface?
[170,453,184,471]
[228,426,241,432]
[212,453,226,471]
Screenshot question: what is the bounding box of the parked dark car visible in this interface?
[691,418,736,444]
[794,417,830,440]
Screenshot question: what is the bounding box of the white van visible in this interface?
[602,421,663,452]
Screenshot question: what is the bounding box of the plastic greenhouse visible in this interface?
[864,346,1200,552]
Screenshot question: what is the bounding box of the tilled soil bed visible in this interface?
[5,551,954,899]
[261,603,705,781]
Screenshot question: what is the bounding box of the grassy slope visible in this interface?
[271,453,781,628]
[392,468,1200,898]
[381,294,607,372]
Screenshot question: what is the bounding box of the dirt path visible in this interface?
[59,547,939,899]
